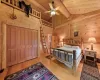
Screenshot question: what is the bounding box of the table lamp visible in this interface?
[88,37,96,50]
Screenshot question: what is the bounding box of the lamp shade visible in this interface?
[88,37,96,43]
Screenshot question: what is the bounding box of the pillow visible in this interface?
[72,46,79,49]
[63,44,72,48]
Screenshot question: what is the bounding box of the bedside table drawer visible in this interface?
[86,52,95,57]
[85,51,96,57]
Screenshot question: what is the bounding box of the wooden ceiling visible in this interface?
[63,0,100,14]
[34,0,50,10]
[26,0,100,22]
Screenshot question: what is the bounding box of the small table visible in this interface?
[84,50,96,65]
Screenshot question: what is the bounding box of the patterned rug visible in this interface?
[5,62,59,80]
[80,61,100,80]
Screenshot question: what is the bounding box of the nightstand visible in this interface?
[84,50,97,65]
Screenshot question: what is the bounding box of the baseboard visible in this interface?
[0,69,4,73]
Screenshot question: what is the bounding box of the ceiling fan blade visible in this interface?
[49,3,53,9]
[56,12,60,15]
[45,11,51,13]
[55,7,59,10]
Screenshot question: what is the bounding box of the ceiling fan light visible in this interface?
[51,11,56,16]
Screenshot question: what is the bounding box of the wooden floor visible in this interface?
[0,53,100,80]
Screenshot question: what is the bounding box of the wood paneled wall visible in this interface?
[0,3,53,69]
[6,25,38,67]
[0,3,40,68]
[54,14,100,58]
[52,13,68,27]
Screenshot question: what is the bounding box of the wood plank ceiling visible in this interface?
[26,0,100,22]
[63,0,100,14]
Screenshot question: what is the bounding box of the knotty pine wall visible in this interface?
[54,14,100,59]
[52,13,68,27]
[0,3,53,69]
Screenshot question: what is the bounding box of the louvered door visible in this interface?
[24,28,29,60]
[26,29,32,60]
[0,22,2,69]
[6,25,38,67]
[32,30,38,58]
[16,27,21,63]
[34,31,38,58]
[6,26,17,66]
[20,28,26,62]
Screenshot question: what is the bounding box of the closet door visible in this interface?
[7,26,17,66]
[20,28,26,62]
[24,28,28,60]
[34,31,38,57]
[0,22,2,69]
[26,29,32,60]
[32,30,38,58]
[6,26,38,66]
[31,30,35,58]
[29,29,32,59]
[16,27,21,63]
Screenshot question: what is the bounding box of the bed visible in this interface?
[51,38,83,72]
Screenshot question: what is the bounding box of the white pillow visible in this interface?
[63,44,72,48]
[72,46,79,49]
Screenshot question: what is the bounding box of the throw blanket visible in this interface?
[19,1,32,17]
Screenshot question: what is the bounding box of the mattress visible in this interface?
[57,47,81,59]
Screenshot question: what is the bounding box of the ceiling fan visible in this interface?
[45,0,60,17]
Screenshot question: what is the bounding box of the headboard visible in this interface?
[63,38,83,48]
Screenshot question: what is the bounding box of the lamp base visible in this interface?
[0,69,4,73]
[91,44,93,50]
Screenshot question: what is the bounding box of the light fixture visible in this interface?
[88,37,96,50]
[51,10,56,16]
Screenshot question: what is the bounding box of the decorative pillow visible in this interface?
[63,44,72,48]
[72,46,79,49]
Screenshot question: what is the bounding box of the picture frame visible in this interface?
[74,31,78,37]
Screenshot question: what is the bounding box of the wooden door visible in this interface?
[35,31,38,57]
[24,28,28,60]
[6,26,17,66]
[16,27,21,63]
[6,25,38,67]
[31,30,35,58]
[0,22,2,70]
[32,30,38,58]
[20,28,26,62]
[28,29,32,59]
[25,29,32,60]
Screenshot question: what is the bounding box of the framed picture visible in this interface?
[74,31,78,37]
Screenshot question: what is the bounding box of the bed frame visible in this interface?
[51,38,83,72]
[63,38,83,48]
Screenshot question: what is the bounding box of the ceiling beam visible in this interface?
[54,0,70,18]
[55,10,100,28]
[26,0,47,11]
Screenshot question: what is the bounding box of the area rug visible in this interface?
[5,62,59,80]
[80,61,100,80]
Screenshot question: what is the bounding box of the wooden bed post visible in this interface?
[73,50,77,73]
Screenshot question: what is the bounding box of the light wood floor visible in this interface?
[0,53,100,80]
